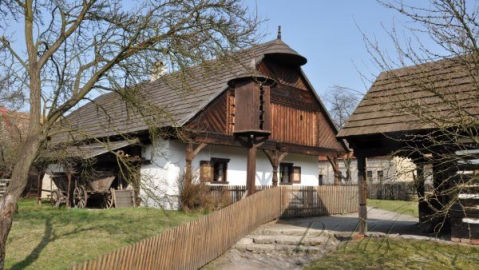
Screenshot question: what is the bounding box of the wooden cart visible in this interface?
[51,172,116,208]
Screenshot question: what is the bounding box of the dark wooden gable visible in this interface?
[186,89,229,134]
[259,58,343,150]
[187,57,344,152]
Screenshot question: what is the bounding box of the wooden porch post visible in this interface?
[264,150,288,187]
[185,143,193,185]
[415,162,427,224]
[247,145,257,195]
[185,142,207,186]
[327,155,340,185]
[36,172,43,205]
[66,172,72,208]
[357,154,367,236]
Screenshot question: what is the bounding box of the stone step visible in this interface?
[248,234,336,246]
[234,242,326,254]
[251,227,332,237]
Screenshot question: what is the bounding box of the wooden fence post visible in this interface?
[357,155,367,236]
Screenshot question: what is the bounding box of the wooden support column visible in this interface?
[185,142,207,185]
[357,154,367,236]
[36,172,43,205]
[415,162,428,224]
[327,155,340,185]
[264,150,288,186]
[66,172,72,208]
[247,145,257,195]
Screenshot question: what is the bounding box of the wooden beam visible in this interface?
[327,155,340,186]
[357,154,367,236]
[247,145,257,195]
[36,172,43,205]
[185,142,207,185]
[66,172,72,208]
[263,150,288,186]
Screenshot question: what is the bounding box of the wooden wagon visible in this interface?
[50,172,117,208]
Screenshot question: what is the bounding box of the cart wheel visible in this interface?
[73,186,88,208]
[50,190,61,207]
[104,192,114,209]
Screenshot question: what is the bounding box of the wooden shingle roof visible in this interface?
[57,39,306,141]
[338,56,479,138]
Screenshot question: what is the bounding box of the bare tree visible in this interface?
[364,0,478,234]
[0,0,258,267]
[325,86,362,183]
[325,85,362,129]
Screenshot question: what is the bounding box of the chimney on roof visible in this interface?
[277,25,281,40]
[150,61,167,82]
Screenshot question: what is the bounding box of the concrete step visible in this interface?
[248,234,336,246]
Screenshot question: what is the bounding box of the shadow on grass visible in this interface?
[10,217,97,270]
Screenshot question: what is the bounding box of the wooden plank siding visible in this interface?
[187,58,345,153]
[187,90,228,134]
[270,103,318,147]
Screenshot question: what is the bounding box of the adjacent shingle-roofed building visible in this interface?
[337,55,478,243]
[338,56,478,138]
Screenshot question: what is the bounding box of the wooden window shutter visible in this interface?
[200,161,213,182]
[292,166,301,184]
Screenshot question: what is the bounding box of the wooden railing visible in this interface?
[71,185,358,269]
[280,185,358,218]
[71,187,281,270]
[367,182,434,201]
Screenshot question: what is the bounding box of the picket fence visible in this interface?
[71,185,358,270]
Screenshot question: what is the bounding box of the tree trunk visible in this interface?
[0,135,42,269]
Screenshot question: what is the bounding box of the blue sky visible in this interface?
[5,0,444,111]
[244,0,438,97]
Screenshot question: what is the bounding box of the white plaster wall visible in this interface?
[40,173,57,199]
[140,139,322,209]
[318,157,415,184]
[140,138,185,209]
[192,144,320,186]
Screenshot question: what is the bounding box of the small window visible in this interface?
[280,163,293,184]
[377,170,384,182]
[367,170,373,182]
[318,174,323,185]
[200,161,212,182]
[211,158,229,183]
[292,166,301,184]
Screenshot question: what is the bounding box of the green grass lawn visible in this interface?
[6,199,202,270]
[368,199,419,217]
[306,237,479,270]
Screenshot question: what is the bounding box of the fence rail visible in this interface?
[281,185,358,218]
[71,185,357,270]
[367,182,433,201]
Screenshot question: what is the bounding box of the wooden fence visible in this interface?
[71,187,281,270]
[367,182,433,201]
[280,185,358,218]
[71,185,358,269]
